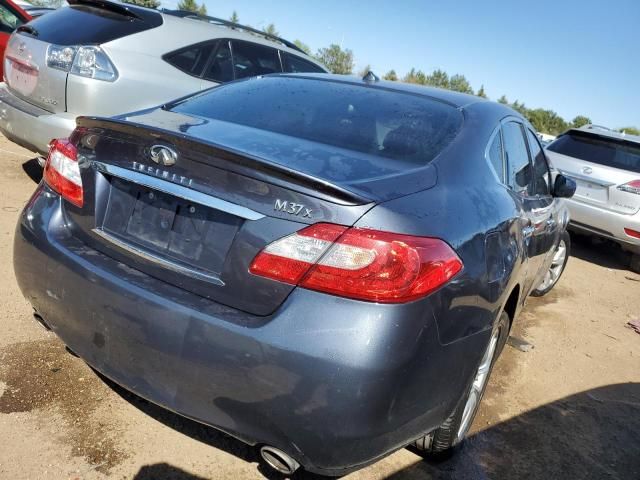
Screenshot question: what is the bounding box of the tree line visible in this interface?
[117,2,639,136]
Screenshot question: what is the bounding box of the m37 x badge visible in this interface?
[274,199,313,218]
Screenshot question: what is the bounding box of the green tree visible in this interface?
[229,11,240,23]
[358,64,372,77]
[198,3,207,15]
[293,40,311,55]
[315,44,354,74]
[498,95,509,104]
[425,69,449,89]
[28,0,64,6]
[403,68,427,84]
[477,85,487,98]
[571,115,592,128]
[263,23,279,36]
[449,74,474,94]
[177,0,200,12]
[620,127,640,136]
[383,69,398,81]
[122,0,160,8]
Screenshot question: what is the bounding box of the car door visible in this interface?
[0,0,29,78]
[525,127,562,283]
[502,120,555,295]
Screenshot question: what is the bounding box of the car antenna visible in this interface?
[362,71,380,83]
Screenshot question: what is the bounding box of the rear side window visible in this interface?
[231,41,281,79]
[165,42,215,77]
[487,130,504,181]
[281,52,325,73]
[203,41,233,83]
[171,77,462,180]
[547,132,640,174]
[503,121,531,194]
[20,4,162,45]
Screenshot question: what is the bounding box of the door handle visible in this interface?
[522,226,535,239]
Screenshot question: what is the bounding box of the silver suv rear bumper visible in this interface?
[567,197,640,253]
[0,83,76,155]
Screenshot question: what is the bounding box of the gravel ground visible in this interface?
[0,136,638,480]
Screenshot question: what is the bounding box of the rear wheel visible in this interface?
[531,231,570,297]
[414,311,510,456]
[630,254,640,274]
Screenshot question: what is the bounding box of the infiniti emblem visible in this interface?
[582,166,593,175]
[18,42,26,55]
[149,145,178,166]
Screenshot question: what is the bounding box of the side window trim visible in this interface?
[484,124,506,184]
[502,118,536,198]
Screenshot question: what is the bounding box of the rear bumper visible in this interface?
[566,198,640,253]
[13,185,489,475]
[0,84,76,155]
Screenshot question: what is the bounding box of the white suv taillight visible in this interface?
[47,45,118,82]
[249,223,463,303]
[617,180,640,195]
[44,138,83,207]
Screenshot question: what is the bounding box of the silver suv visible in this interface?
[545,125,640,272]
[0,0,326,155]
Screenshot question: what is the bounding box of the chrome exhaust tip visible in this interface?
[260,446,300,475]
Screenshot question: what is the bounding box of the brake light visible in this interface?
[625,228,640,239]
[617,180,640,195]
[46,45,118,82]
[43,138,83,207]
[250,224,463,303]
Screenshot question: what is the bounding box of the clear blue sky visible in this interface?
[162,0,639,128]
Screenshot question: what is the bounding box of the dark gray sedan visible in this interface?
[13,74,575,476]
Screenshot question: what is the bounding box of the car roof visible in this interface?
[567,124,640,144]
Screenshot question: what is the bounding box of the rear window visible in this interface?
[19,3,162,45]
[547,132,640,174]
[170,77,462,168]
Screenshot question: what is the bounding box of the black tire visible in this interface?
[414,311,510,457]
[630,254,640,274]
[531,230,571,297]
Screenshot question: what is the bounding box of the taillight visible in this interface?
[617,180,640,195]
[625,228,640,239]
[250,224,463,303]
[43,138,83,207]
[46,45,118,82]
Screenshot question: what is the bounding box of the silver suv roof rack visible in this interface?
[161,9,307,55]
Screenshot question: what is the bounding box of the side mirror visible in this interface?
[553,174,576,198]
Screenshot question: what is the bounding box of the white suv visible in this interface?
[545,125,640,272]
[0,0,327,155]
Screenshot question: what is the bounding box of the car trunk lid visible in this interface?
[62,116,378,316]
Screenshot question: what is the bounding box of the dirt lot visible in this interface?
[0,135,638,480]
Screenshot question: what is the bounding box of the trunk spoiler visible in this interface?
[67,0,144,20]
[76,116,373,206]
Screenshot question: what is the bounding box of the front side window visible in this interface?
[527,128,551,196]
[281,52,325,73]
[165,42,215,77]
[203,41,233,83]
[502,121,531,194]
[231,41,281,79]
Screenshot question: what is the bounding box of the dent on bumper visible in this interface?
[13,187,488,474]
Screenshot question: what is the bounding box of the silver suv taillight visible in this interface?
[46,45,118,82]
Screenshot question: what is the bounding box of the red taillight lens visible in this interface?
[43,138,83,207]
[250,224,463,303]
[625,228,640,239]
[617,180,640,195]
